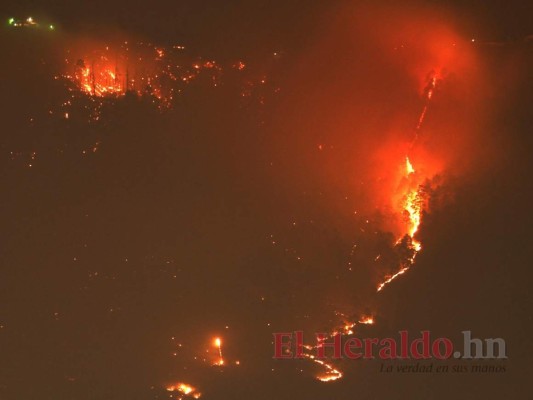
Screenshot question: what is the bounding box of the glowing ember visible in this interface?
[314,359,343,382]
[73,63,123,97]
[213,337,224,366]
[415,72,439,130]
[57,40,271,114]
[343,322,356,335]
[299,353,343,382]
[358,316,374,325]
[166,383,202,399]
[377,266,410,292]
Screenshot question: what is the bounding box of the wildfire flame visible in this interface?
[405,157,415,175]
[404,158,423,240]
[358,316,374,325]
[299,353,343,382]
[74,65,123,97]
[213,337,224,366]
[376,71,441,292]
[314,358,343,382]
[376,157,424,292]
[166,383,202,399]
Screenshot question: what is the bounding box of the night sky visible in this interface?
[0,1,532,399]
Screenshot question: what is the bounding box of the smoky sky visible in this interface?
[0,1,532,400]
[0,0,532,53]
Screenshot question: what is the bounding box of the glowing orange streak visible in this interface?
[314,358,343,382]
[376,158,423,292]
[416,105,428,130]
[377,266,409,292]
[213,337,224,366]
[376,73,438,292]
[300,353,343,382]
[297,313,376,381]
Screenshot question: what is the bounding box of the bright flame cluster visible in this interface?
[213,337,225,366]
[61,42,243,109]
[374,71,443,293]
[74,65,123,97]
[403,157,423,251]
[166,383,202,399]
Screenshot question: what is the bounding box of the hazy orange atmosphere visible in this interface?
[0,1,531,399]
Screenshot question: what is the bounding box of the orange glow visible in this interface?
[166,383,201,398]
[359,316,374,325]
[376,71,441,292]
[212,337,224,366]
[376,153,425,292]
[405,157,415,175]
[405,187,421,238]
[62,41,225,108]
[377,266,409,292]
[343,322,356,335]
[300,353,343,382]
[314,358,343,382]
[74,64,123,96]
